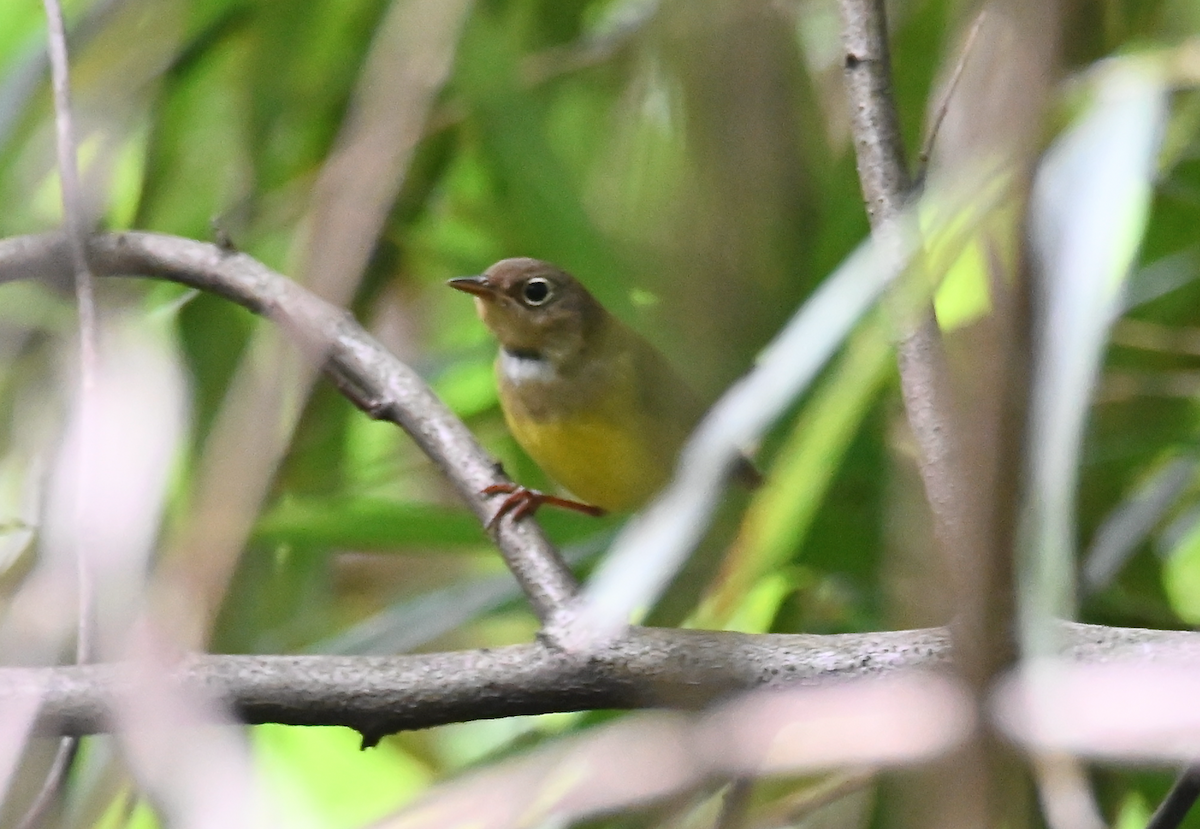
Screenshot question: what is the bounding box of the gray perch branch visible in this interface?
[3,624,1197,745]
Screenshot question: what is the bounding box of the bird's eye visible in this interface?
[521,277,553,306]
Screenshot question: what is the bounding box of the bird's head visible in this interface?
[448,258,606,366]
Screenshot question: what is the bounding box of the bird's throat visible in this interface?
[499,347,559,385]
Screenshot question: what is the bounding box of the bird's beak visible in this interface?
[447,275,495,299]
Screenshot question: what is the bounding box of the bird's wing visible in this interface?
[629,330,763,489]
[627,331,705,441]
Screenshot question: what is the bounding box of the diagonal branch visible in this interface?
[0,231,578,621]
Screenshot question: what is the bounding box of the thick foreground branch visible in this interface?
[2,624,1197,743]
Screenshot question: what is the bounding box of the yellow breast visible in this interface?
[495,343,694,512]
[502,407,674,512]
[491,315,704,514]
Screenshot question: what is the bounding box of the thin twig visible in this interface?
[16,3,99,826]
[917,9,987,178]
[758,769,876,827]
[714,779,754,829]
[42,0,96,670]
[13,739,79,829]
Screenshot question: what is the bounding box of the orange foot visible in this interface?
[482,483,606,529]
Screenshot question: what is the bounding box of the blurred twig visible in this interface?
[715,779,754,829]
[1031,754,1106,829]
[518,0,656,84]
[12,739,77,829]
[423,2,657,136]
[42,0,95,666]
[0,0,126,154]
[1111,318,1200,356]
[750,769,875,828]
[14,1,99,825]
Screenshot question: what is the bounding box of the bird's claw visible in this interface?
[482,483,605,529]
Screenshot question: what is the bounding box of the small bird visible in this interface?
[449,258,714,526]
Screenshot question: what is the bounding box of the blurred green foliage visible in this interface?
[2,0,1200,826]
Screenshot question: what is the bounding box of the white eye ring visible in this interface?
[521,277,554,306]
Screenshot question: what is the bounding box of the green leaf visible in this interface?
[254,724,431,828]
[253,496,487,550]
[1162,511,1200,624]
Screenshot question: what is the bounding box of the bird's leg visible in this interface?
[482,482,606,529]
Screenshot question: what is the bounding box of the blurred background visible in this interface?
[0,0,1199,826]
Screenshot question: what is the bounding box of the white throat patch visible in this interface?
[499,349,558,385]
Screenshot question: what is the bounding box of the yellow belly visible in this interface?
[502,408,676,512]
